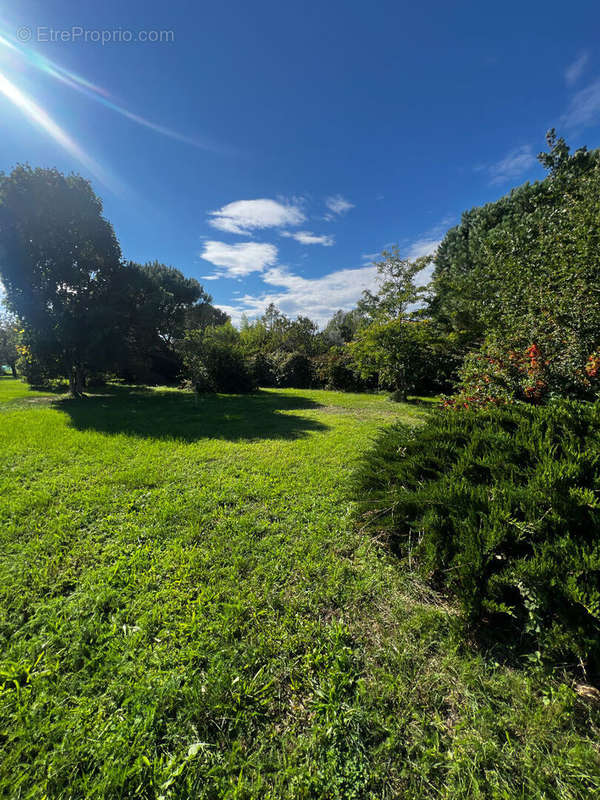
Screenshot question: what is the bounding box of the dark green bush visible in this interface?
[354,401,600,672]
[313,348,365,391]
[249,352,277,387]
[273,351,314,388]
[178,325,255,394]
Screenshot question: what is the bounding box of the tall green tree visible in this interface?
[431,133,600,402]
[115,261,224,384]
[351,249,442,399]
[430,131,599,347]
[0,166,122,395]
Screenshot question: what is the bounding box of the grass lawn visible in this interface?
[1,375,599,799]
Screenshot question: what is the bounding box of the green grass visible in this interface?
[1,377,599,799]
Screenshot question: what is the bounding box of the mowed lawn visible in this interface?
[1,376,599,800]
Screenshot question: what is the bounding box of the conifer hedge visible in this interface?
[354,402,600,673]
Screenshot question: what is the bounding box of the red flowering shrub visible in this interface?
[449,334,600,407]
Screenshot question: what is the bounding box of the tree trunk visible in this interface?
[10,361,17,378]
[69,364,86,397]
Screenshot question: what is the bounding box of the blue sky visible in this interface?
[1,0,599,325]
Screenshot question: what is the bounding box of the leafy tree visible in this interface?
[352,318,443,399]
[537,127,594,178]
[350,249,443,399]
[117,261,219,383]
[455,154,600,402]
[239,317,270,356]
[313,346,365,391]
[185,301,229,331]
[0,311,20,377]
[0,166,122,395]
[430,131,599,347]
[240,305,321,361]
[359,247,431,322]
[132,261,209,345]
[282,316,319,355]
[322,309,365,346]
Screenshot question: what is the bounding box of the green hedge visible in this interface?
[354,401,600,672]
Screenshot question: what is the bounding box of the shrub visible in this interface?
[452,328,600,407]
[248,352,277,387]
[312,348,364,392]
[272,351,314,388]
[178,325,255,393]
[354,401,600,673]
[16,345,56,387]
[352,319,458,399]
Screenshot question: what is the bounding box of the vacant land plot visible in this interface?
[1,376,599,799]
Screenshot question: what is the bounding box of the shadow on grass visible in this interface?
[56,385,328,442]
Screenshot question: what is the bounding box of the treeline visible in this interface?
[2,130,600,407]
[0,163,453,398]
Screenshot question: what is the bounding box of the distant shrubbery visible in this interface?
[354,402,600,673]
[179,324,255,393]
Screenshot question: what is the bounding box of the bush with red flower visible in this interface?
[449,329,600,408]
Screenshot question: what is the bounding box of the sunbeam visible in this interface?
[0,71,121,192]
[0,29,229,153]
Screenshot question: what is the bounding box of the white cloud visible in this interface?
[324,194,354,218]
[208,198,305,235]
[406,237,442,260]
[487,145,537,185]
[210,225,446,326]
[200,240,278,277]
[361,251,380,264]
[281,230,335,246]
[219,263,378,327]
[562,78,600,129]
[215,236,442,327]
[565,51,589,86]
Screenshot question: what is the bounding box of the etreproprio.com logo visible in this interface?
[16,26,175,45]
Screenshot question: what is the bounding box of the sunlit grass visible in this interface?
[0,377,598,799]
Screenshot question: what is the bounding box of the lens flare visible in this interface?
[0,29,228,152]
[0,71,120,191]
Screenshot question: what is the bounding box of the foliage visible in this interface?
[355,401,600,673]
[359,248,430,322]
[322,309,366,347]
[348,249,458,399]
[14,344,56,387]
[248,351,278,387]
[116,261,224,385]
[352,318,455,398]
[313,347,365,391]
[1,380,599,799]
[430,132,600,402]
[271,350,314,388]
[0,165,123,395]
[453,330,600,407]
[179,323,255,393]
[241,305,322,357]
[0,313,20,377]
